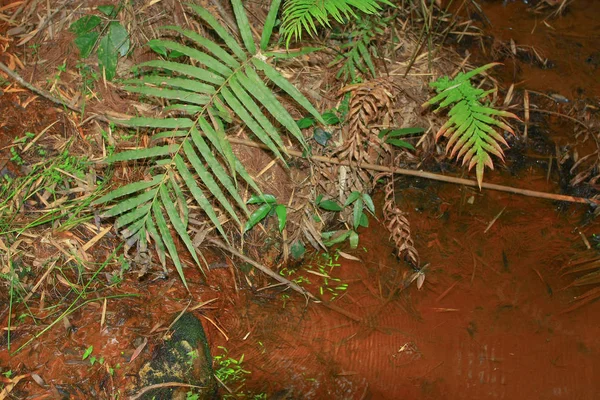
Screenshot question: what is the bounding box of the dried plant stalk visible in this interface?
[383,179,419,266]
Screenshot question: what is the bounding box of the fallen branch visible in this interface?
[228,137,600,206]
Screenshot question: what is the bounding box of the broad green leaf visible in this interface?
[318,199,343,212]
[296,117,315,129]
[108,22,129,57]
[152,202,188,289]
[244,203,272,233]
[378,127,425,139]
[344,191,361,206]
[70,15,101,35]
[349,231,359,249]
[74,32,99,58]
[101,188,158,218]
[260,0,282,50]
[386,139,415,150]
[353,198,363,230]
[362,193,375,214]
[93,175,164,205]
[321,112,340,125]
[359,212,369,227]
[322,230,352,246]
[97,34,118,80]
[97,5,116,17]
[159,185,202,271]
[105,144,179,163]
[275,204,287,232]
[290,240,306,260]
[247,194,277,204]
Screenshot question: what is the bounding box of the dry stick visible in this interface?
[0,61,81,113]
[228,137,599,206]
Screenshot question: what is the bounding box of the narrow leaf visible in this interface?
[152,202,188,289]
[244,203,272,232]
[275,204,287,232]
[93,175,163,205]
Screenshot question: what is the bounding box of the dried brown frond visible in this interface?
[336,78,396,166]
[382,179,419,267]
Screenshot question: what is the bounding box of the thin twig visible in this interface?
[0,61,80,113]
[227,137,600,206]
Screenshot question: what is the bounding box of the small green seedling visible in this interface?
[70,5,130,80]
[378,127,425,151]
[244,194,287,233]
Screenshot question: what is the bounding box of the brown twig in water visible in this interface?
[228,137,600,206]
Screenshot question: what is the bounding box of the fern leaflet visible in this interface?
[424,63,519,188]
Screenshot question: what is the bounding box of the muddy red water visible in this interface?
[215,172,599,399]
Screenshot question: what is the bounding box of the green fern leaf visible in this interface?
[427,63,520,188]
[152,201,188,289]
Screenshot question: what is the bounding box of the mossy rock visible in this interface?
[136,312,216,399]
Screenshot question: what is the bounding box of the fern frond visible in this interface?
[95,0,324,287]
[280,0,386,47]
[425,63,520,188]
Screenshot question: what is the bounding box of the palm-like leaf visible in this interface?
[424,63,520,188]
[94,0,324,287]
